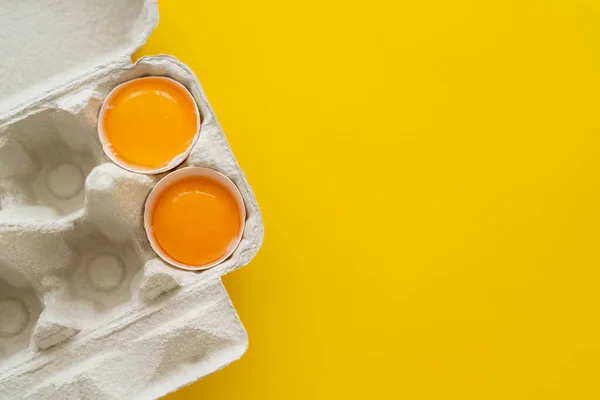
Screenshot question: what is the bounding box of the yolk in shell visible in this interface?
[151,176,242,267]
[101,77,198,170]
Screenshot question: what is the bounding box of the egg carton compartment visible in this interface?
[0,57,264,399]
[0,109,100,220]
[0,268,43,362]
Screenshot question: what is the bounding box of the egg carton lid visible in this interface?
[0,0,158,121]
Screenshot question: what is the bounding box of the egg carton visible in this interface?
[0,1,263,399]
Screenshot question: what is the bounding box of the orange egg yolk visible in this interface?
[101,77,198,170]
[152,177,242,267]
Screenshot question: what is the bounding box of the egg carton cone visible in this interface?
[0,1,264,399]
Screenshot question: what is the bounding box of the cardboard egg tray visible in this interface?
[0,1,263,398]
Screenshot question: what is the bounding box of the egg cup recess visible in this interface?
[98,76,201,175]
[0,55,264,400]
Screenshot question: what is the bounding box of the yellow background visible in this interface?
[136,1,600,398]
